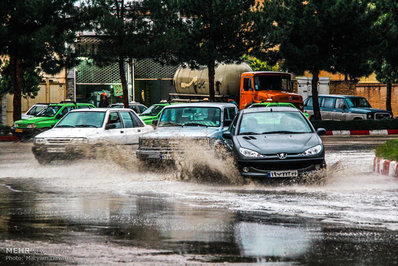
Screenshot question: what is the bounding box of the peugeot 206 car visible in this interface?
[32,108,153,164]
[136,102,238,162]
[222,106,326,179]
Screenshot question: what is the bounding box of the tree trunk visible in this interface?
[311,70,322,120]
[118,57,129,108]
[207,60,215,102]
[386,82,392,112]
[10,55,22,122]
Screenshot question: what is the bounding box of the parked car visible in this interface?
[247,102,310,119]
[32,108,153,164]
[12,103,95,138]
[304,95,393,120]
[139,102,181,125]
[136,102,238,161]
[222,106,326,179]
[22,103,49,119]
[109,101,147,114]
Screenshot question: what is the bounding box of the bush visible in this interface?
[311,119,398,131]
[376,140,398,161]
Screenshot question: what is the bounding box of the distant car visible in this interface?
[32,108,153,164]
[139,102,181,125]
[304,95,393,120]
[109,101,147,114]
[247,102,310,119]
[222,106,326,179]
[12,103,95,138]
[136,102,238,161]
[22,103,49,119]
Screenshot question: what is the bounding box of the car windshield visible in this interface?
[27,105,47,116]
[159,107,221,127]
[38,106,61,117]
[239,111,312,135]
[346,97,371,108]
[253,76,292,91]
[56,111,106,128]
[141,104,165,116]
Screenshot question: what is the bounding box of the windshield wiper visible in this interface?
[160,122,183,127]
[261,131,304,134]
[183,122,208,127]
[239,132,261,135]
[75,124,97,128]
[56,125,75,128]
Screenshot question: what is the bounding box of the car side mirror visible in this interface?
[105,124,116,130]
[152,120,158,127]
[316,128,327,136]
[223,131,232,139]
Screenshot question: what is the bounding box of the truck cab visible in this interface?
[239,72,303,110]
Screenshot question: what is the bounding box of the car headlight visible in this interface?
[71,137,88,144]
[239,147,264,158]
[26,123,36,128]
[34,138,46,145]
[303,145,322,156]
[367,113,373,119]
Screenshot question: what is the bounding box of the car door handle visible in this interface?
[137,129,141,133]
[120,131,124,134]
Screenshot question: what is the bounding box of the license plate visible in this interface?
[159,154,172,160]
[15,128,23,133]
[47,147,66,153]
[268,170,298,178]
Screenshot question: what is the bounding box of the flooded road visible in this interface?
[1,137,398,264]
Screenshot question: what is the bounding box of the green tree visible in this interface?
[370,0,398,113]
[149,0,270,101]
[242,55,279,72]
[86,0,154,107]
[265,0,376,120]
[0,0,83,122]
[0,61,42,98]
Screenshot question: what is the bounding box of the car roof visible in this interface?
[162,102,237,109]
[70,108,134,112]
[309,94,364,98]
[48,103,92,107]
[241,106,300,114]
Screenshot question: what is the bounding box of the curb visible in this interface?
[326,129,398,136]
[0,135,19,142]
[374,157,398,178]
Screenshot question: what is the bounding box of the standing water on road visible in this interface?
[1,141,398,264]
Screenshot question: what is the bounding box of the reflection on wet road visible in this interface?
[1,138,398,264]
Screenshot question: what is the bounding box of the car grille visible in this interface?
[375,113,391,120]
[239,159,322,171]
[140,138,209,149]
[46,138,72,145]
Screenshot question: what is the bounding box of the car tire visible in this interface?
[353,117,363,120]
[36,156,51,165]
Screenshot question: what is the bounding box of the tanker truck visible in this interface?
[171,63,304,110]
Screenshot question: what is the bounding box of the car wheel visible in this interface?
[36,156,51,165]
[353,117,363,120]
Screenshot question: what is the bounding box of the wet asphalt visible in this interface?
[1,136,398,264]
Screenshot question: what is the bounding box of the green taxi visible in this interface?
[247,102,310,119]
[12,102,95,137]
[139,102,180,125]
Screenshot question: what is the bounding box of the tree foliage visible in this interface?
[0,0,83,121]
[0,60,42,98]
[149,0,270,101]
[242,55,279,72]
[264,0,376,120]
[370,0,398,112]
[86,0,154,107]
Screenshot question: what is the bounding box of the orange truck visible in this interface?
[172,63,303,110]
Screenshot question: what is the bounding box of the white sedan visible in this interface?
[32,108,153,164]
